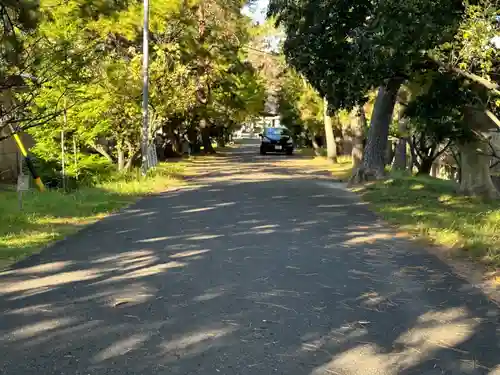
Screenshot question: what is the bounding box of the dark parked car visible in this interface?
[259,127,294,155]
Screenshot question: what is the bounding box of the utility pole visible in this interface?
[61,101,67,190]
[141,0,150,176]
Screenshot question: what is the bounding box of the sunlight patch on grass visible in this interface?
[0,162,186,266]
[329,155,353,181]
[355,173,500,266]
[410,184,425,190]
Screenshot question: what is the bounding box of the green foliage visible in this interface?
[401,1,499,151]
[405,72,476,143]
[15,0,266,180]
[433,2,499,80]
[0,161,186,264]
[277,67,323,141]
[356,172,500,265]
[268,0,466,111]
[429,1,499,120]
[0,0,39,84]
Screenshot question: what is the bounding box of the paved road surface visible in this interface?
[0,140,499,374]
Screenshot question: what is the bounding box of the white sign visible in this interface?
[17,174,30,192]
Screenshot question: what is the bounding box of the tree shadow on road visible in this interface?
[0,155,499,374]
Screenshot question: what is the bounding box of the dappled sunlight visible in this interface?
[0,231,70,251]
[0,269,101,294]
[187,234,224,241]
[193,290,226,302]
[103,261,186,282]
[169,249,210,259]
[312,343,391,375]
[14,319,102,350]
[238,219,263,224]
[6,317,76,341]
[92,250,155,264]
[299,220,320,226]
[105,282,157,307]
[93,333,150,362]
[117,255,158,271]
[183,149,342,186]
[215,202,236,207]
[0,261,71,276]
[116,228,137,234]
[4,303,53,316]
[344,233,396,245]
[356,173,500,265]
[179,202,237,214]
[180,206,217,213]
[490,365,500,374]
[160,325,238,360]
[137,236,182,243]
[290,227,307,232]
[133,211,157,217]
[393,308,478,369]
[1,143,499,374]
[251,224,280,230]
[309,307,478,375]
[410,183,425,190]
[232,229,277,236]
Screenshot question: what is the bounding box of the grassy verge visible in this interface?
[329,155,354,181]
[353,174,500,266]
[299,150,500,267]
[0,162,187,266]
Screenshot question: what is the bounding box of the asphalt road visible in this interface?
[0,140,499,374]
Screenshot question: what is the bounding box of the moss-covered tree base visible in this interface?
[347,166,386,186]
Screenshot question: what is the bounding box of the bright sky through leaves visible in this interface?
[242,0,269,24]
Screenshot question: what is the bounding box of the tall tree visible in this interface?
[323,97,337,162]
[268,0,466,182]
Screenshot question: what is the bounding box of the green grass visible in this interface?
[301,150,500,267]
[353,173,500,266]
[0,162,187,266]
[329,155,354,181]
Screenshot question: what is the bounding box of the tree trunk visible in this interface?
[323,97,337,162]
[200,118,215,154]
[117,143,125,172]
[392,138,407,170]
[409,138,420,173]
[458,140,498,199]
[312,134,321,156]
[417,157,433,176]
[351,106,366,169]
[349,77,403,185]
[385,139,394,166]
[450,147,461,183]
[430,162,438,177]
[91,143,114,164]
[166,128,181,154]
[217,134,226,148]
[124,141,138,171]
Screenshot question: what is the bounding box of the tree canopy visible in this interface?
[0,0,268,181]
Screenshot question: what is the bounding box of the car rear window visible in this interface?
[266,128,290,136]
